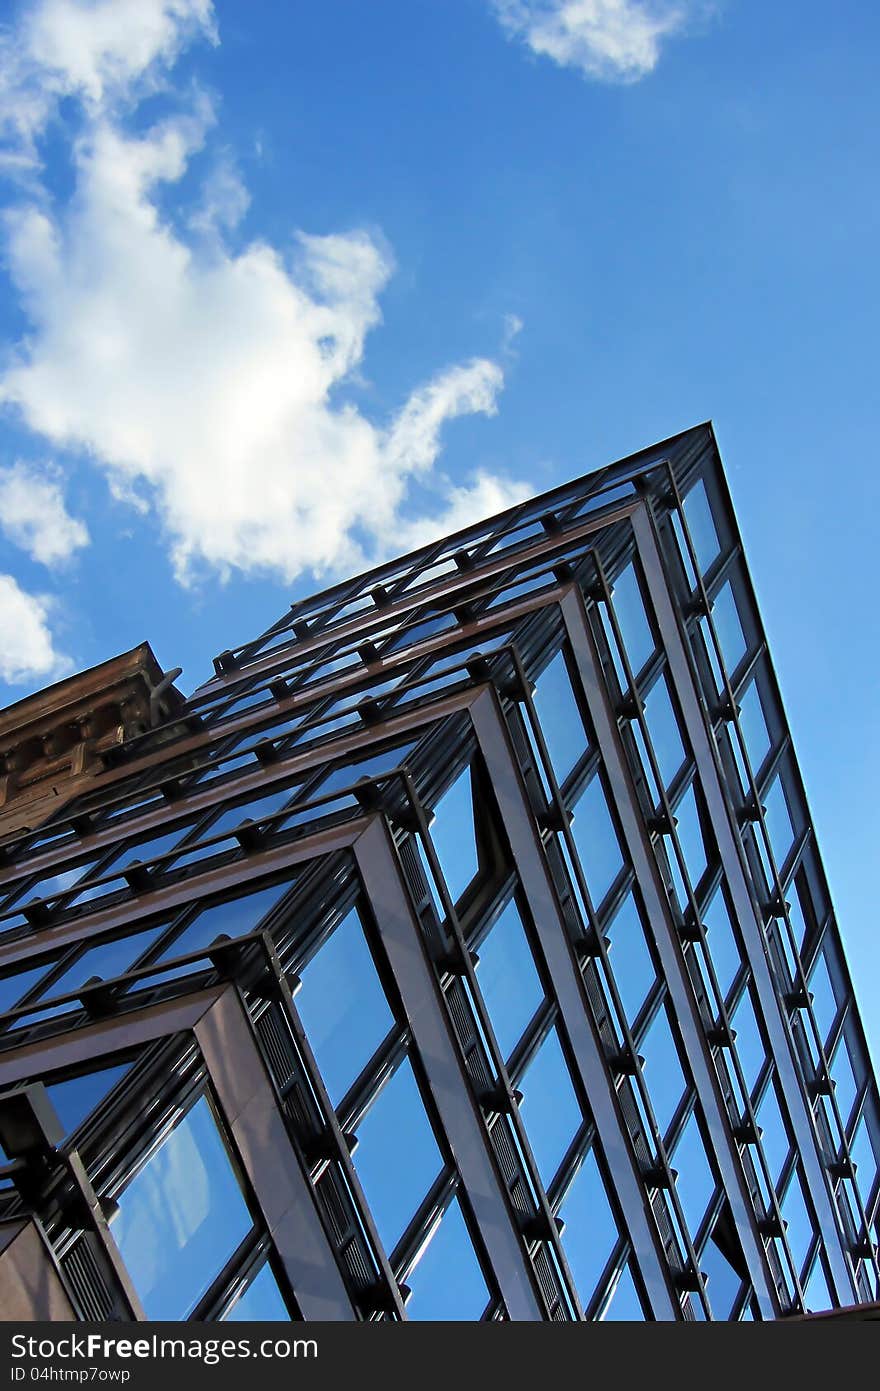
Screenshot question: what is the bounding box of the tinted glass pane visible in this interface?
[672,1111,716,1238]
[405,1199,489,1321]
[712,582,747,675]
[224,1261,290,1321]
[518,1027,582,1188]
[610,565,654,678]
[737,681,771,774]
[640,1007,686,1137]
[39,925,167,1001]
[699,1233,743,1319]
[47,1063,132,1136]
[429,767,479,903]
[352,1059,443,1253]
[319,741,417,796]
[731,991,765,1096]
[111,829,187,874]
[702,890,741,999]
[606,893,655,1026]
[113,1095,253,1319]
[673,782,708,891]
[475,899,543,1060]
[829,1038,857,1123]
[0,963,51,1015]
[154,884,289,964]
[780,1172,813,1273]
[558,1149,618,1311]
[682,480,720,575]
[206,788,295,839]
[296,909,395,1106]
[532,650,588,785]
[763,777,794,868]
[570,776,623,908]
[642,676,685,789]
[602,1260,644,1320]
[807,951,837,1046]
[756,1083,790,1187]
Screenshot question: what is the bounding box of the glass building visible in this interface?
[0,421,877,1322]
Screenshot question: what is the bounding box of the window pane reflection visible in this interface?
[518,1027,582,1188]
[113,1095,253,1320]
[610,565,654,679]
[429,767,479,903]
[351,1059,443,1253]
[475,899,543,1060]
[297,909,395,1105]
[711,583,747,676]
[642,676,685,790]
[533,650,588,786]
[570,776,623,909]
[682,480,720,576]
[606,893,655,1026]
[405,1198,489,1321]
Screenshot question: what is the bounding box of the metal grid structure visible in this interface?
[0,421,876,1322]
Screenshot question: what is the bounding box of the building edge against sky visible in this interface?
[0,421,876,1322]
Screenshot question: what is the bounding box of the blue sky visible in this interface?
[0,1,877,1056]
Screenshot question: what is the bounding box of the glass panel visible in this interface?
[569,776,623,909]
[755,1082,790,1187]
[405,1198,489,1321]
[851,1117,878,1211]
[670,508,698,591]
[609,564,654,679]
[606,893,655,1026]
[224,1260,290,1321]
[532,649,588,786]
[47,1063,132,1136]
[780,1171,813,1274]
[737,681,771,775]
[296,909,395,1106]
[763,777,795,869]
[642,676,685,790]
[38,925,167,1001]
[110,828,188,875]
[351,1058,443,1253]
[602,1260,644,1320]
[711,582,747,676]
[699,1233,743,1319]
[807,951,838,1047]
[698,615,725,694]
[429,767,479,903]
[731,990,765,1097]
[205,788,296,840]
[829,1038,858,1124]
[672,1110,716,1239]
[154,884,290,964]
[517,1027,583,1188]
[640,1006,687,1137]
[0,963,52,1016]
[319,741,418,796]
[112,1095,253,1320]
[702,889,742,999]
[672,782,708,892]
[682,480,720,575]
[475,898,543,1061]
[802,1255,831,1314]
[558,1148,619,1312]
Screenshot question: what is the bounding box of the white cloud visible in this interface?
[0,460,89,565]
[0,0,215,168]
[390,471,532,555]
[0,0,529,589]
[0,573,71,683]
[491,0,703,82]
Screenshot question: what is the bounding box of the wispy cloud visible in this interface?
[490,0,707,83]
[0,0,529,596]
[0,460,89,565]
[0,573,71,683]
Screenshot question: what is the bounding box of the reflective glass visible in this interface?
[475,898,543,1060]
[682,480,720,575]
[610,565,654,679]
[224,1261,290,1321]
[606,893,655,1026]
[851,1118,878,1211]
[296,909,395,1105]
[47,1063,132,1136]
[319,741,418,797]
[532,650,588,786]
[699,1234,743,1319]
[569,776,623,908]
[518,1027,583,1188]
[829,1038,858,1123]
[602,1260,643,1320]
[711,583,747,676]
[642,676,685,790]
[429,767,479,903]
[205,788,295,840]
[405,1198,489,1321]
[38,925,167,1002]
[698,615,725,694]
[673,782,708,891]
[763,777,794,869]
[352,1058,443,1253]
[737,681,771,775]
[113,1095,253,1320]
[640,1007,686,1137]
[672,1110,716,1238]
[731,990,765,1096]
[702,889,741,999]
[558,1149,618,1311]
[0,963,50,1016]
[802,1255,831,1314]
[807,951,837,1046]
[780,1172,813,1273]
[154,884,290,965]
[755,1082,790,1187]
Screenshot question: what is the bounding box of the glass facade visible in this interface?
[0,423,876,1323]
